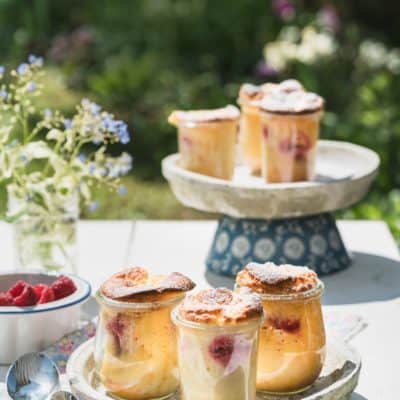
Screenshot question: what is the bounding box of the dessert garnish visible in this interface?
[0,275,77,307]
[177,287,263,325]
[259,89,324,115]
[236,262,318,295]
[101,266,195,301]
[168,105,240,125]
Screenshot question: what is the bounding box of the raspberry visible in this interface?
[51,275,77,300]
[13,285,37,307]
[0,292,14,306]
[279,131,311,159]
[38,287,56,304]
[106,313,126,354]
[208,335,234,367]
[8,280,27,298]
[34,284,48,299]
[268,316,300,333]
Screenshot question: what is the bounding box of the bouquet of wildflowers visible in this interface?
[0,56,132,270]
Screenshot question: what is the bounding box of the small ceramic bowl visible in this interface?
[0,271,91,364]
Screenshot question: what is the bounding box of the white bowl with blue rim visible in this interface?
[0,271,91,364]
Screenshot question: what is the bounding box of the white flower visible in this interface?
[387,49,400,74]
[359,40,388,69]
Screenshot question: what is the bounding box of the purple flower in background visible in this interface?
[26,81,37,92]
[317,4,340,33]
[272,0,295,21]
[17,63,29,75]
[78,153,87,163]
[0,89,8,99]
[255,60,278,78]
[0,66,5,75]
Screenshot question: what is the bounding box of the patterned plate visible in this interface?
[162,140,379,219]
[66,338,361,400]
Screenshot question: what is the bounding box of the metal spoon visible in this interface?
[48,391,78,400]
[6,353,76,400]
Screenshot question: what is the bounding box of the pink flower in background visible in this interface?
[317,4,341,33]
[255,59,278,78]
[272,0,295,22]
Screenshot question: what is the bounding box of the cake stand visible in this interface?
[162,140,379,276]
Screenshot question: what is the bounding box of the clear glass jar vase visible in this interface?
[8,188,79,273]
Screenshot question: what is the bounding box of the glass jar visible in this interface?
[239,103,262,175]
[256,281,325,394]
[260,110,323,183]
[176,120,237,180]
[172,308,262,400]
[95,291,185,400]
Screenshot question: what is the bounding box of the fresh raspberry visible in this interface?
[208,335,234,367]
[268,316,300,333]
[37,287,56,304]
[13,285,37,307]
[106,313,126,354]
[34,284,48,299]
[51,275,77,300]
[0,292,14,306]
[8,280,27,298]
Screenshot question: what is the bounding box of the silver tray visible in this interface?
[66,337,361,400]
[162,140,379,218]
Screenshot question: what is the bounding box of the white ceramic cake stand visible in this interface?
[162,140,379,276]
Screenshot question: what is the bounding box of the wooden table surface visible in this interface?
[1,220,399,399]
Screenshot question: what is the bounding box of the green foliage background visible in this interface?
[0,0,399,242]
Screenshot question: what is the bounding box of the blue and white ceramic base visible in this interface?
[206,213,351,277]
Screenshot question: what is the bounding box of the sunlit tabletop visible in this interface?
[0,219,399,399]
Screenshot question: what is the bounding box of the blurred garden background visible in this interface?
[0,0,399,241]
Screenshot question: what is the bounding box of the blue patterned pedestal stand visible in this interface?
[206,213,351,277]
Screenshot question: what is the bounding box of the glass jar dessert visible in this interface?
[168,105,240,180]
[236,262,326,395]
[238,80,303,175]
[95,267,195,400]
[259,90,324,183]
[172,287,264,400]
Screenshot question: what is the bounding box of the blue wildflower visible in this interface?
[118,185,127,196]
[0,66,5,75]
[90,102,101,115]
[78,153,87,163]
[26,81,37,93]
[17,63,29,75]
[64,119,73,129]
[0,90,8,99]
[88,163,96,174]
[88,201,99,212]
[28,54,44,67]
[20,154,28,164]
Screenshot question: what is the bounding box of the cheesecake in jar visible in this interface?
[259,89,324,183]
[238,80,304,175]
[95,267,195,400]
[172,287,263,400]
[168,105,240,180]
[236,262,325,394]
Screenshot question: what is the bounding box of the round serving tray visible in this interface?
[66,337,361,400]
[162,140,379,219]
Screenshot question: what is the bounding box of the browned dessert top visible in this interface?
[101,266,195,302]
[168,105,240,125]
[259,89,324,115]
[236,262,319,295]
[238,79,304,104]
[177,287,263,325]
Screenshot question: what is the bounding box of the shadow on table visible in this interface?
[323,251,400,305]
[350,393,368,400]
[205,251,400,305]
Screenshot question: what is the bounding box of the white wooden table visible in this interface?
[1,220,399,399]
